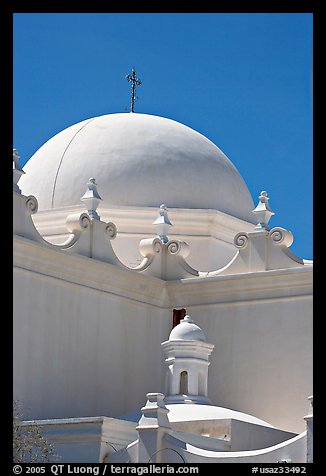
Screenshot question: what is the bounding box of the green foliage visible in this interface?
[13,400,58,463]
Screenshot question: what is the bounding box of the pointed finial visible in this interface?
[307,395,313,417]
[252,191,275,230]
[80,178,102,220]
[153,204,173,243]
[13,148,25,194]
[125,68,142,113]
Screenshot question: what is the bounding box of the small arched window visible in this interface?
[179,371,188,394]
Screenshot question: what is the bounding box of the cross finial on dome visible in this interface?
[126,68,142,113]
[153,204,173,243]
[80,178,102,220]
[13,148,25,194]
[252,191,275,230]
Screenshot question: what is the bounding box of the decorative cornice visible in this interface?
[13,235,167,308]
[62,212,122,266]
[13,148,25,194]
[23,416,137,448]
[29,205,256,245]
[14,235,312,310]
[13,192,48,244]
[166,266,313,308]
[14,187,123,267]
[204,226,305,276]
[13,184,312,304]
[161,340,215,356]
[135,237,199,280]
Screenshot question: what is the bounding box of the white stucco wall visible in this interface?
[13,261,169,420]
[159,431,307,463]
[189,296,312,433]
[22,417,137,463]
[13,235,312,433]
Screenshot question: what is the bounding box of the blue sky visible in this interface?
[13,13,313,259]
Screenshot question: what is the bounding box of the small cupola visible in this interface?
[161,315,214,405]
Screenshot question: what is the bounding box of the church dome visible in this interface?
[19,112,255,221]
[169,315,206,342]
[118,404,274,428]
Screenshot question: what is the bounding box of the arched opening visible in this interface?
[179,371,188,394]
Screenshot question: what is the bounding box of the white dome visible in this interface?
[169,315,206,342]
[19,113,255,221]
[166,404,274,428]
[118,404,274,428]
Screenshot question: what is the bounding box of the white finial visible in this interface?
[152,204,173,243]
[180,315,194,324]
[80,178,102,220]
[307,395,313,417]
[252,191,275,230]
[13,148,25,194]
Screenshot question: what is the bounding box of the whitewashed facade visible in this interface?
[13,113,313,463]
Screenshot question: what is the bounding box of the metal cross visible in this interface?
[126,68,142,112]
